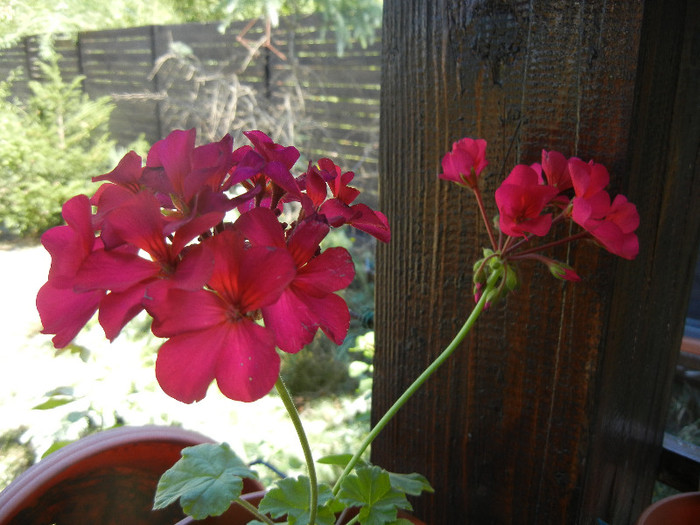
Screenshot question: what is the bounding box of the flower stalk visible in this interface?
[332,289,490,495]
[275,377,318,525]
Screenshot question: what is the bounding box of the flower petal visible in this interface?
[286,217,330,267]
[37,281,103,348]
[215,320,280,402]
[234,208,286,249]
[99,283,149,341]
[295,247,355,295]
[75,249,158,293]
[262,289,317,353]
[155,327,223,403]
[146,288,228,338]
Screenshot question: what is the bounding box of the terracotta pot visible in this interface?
[636,491,700,525]
[0,425,264,525]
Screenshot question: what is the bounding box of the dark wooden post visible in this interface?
[372,1,700,524]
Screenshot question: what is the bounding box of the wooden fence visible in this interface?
[0,17,381,203]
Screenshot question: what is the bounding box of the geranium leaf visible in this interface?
[32,397,75,410]
[258,476,339,525]
[337,466,412,525]
[153,442,258,519]
[388,472,434,496]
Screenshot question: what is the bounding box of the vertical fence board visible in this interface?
[373,0,700,524]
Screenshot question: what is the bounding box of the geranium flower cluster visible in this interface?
[440,137,639,306]
[37,129,390,404]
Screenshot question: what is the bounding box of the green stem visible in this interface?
[235,496,275,525]
[275,377,318,525]
[332,290,490,495]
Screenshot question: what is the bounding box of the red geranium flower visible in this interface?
[495,165,559,237]
[299,158,391,243]
[540,149,573,192]
[235,208,356,353]
[439,137,488,189]
[145,228,296,403]
[569,158,640,259]
[36,195,105,348]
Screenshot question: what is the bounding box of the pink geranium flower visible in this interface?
[576,194,640,260]
[36,195,105,348]
[145,229,296,403]
[569,158,640,259]
[540,149,573,192]
[37,128,393,407]
[75,191,214,340]
[439,137,488,189]
[227,130,302,208]
[300,158,391,243]
[495,165,559,237]
[235,208,356,353]
[569,158,612,226]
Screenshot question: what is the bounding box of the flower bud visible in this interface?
[546,260,581,281]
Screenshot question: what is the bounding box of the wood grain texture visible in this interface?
[372,1,700,523]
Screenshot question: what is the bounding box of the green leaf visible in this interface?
[258,476,340,525]
[338,466,412,525]
[153,442,258,520]
[388,472,434,496]
[32,397,75,410]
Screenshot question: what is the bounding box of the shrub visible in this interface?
[0,57,116,238]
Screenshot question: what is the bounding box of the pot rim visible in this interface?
[636,491,700,524]
[0,425,214,520]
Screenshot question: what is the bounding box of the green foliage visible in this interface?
[0,427,35,491]
[31,384,125,457]
[154,442,259,519]
[280,335,359,400]
[0,57,116,238]
[666,376,700,447]
[0,0,183,50]
[337,466,413,525]
[315,0,383,55]
[217,0,382,55]
[386,472,434,498]
[246,464,431,525]
[1,0,381,54]
[257,476,340,525]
